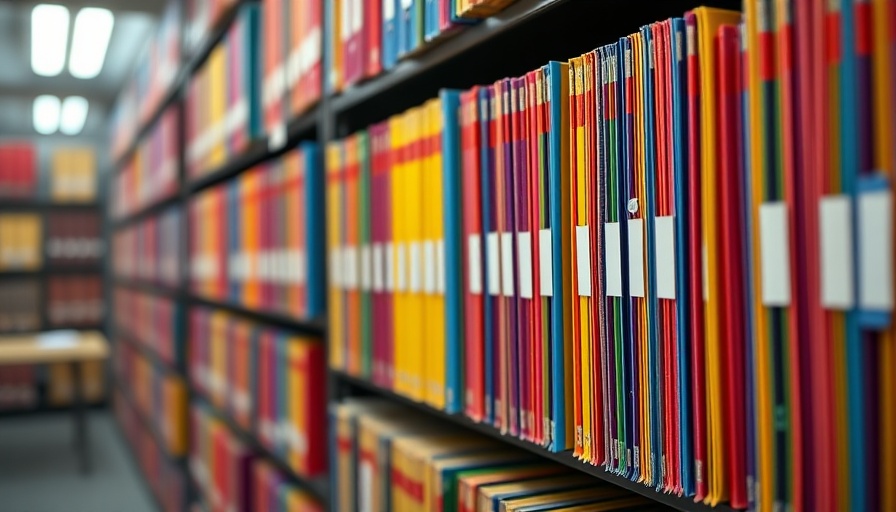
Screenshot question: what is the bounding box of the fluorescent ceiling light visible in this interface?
[33,95,61,135]
[69,8,114,79]
[60,96,89,135]
[31,4,70,77]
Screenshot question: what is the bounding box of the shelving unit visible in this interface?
[107,1,741,511]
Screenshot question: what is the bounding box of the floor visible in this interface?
[0,410,158,512]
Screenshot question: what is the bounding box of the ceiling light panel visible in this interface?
[33,95,61,135]
[31,4,70,77]
[60,96,89,135]
[69,8,114,79]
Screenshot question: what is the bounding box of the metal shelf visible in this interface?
[189,294,326,336]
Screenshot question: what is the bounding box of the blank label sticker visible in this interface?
[538,229,553,297]
[487,233,501,296]
[654,216,676,299]
[343,245,358,290]
[575,225,592,297]
[605,223,622,297]
[628,219,645,298]
[501,232,515,297]
[423,240,436,294]
[409,242,422,293]
[360,245,372,291]
[468,234,482,294]
[819,196,854,309]
[759,202,792,306]
[372,243,384,292]
[517,232,533,299]
[858,189,894,311]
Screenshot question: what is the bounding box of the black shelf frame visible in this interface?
[111,193,181,230]
[0,201,101,212]
[188,294,326,335]
[105,0,746,511]
[112,277,180,298]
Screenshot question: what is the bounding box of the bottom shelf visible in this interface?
[191,393,330,506]
[332,370,734,512]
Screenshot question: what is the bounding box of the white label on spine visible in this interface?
[575,225,592,297]
[486,233,501,296]
[423,240,436,294]
[372,243,384,292]
[360,244,372,291]
[759,202,792,306]
[500,232,515,297]
[468,234,483,295]
[344,245,358,290]
[383,0,395,20]
[655,216,677,299]
[628,219,646,298]
[436,239,446,294]
[819,196,854,309]
[396,242,407,292]
[385,242,395,292]
[605,223,622,297]
[858,189,894,311]
[538,229,554,296]
[359,461,373,512]
[517,232,534,299]
[409,241,422,293]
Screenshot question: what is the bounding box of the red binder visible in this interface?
[717,23,748,509]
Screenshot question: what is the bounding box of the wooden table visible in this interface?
[0,330,109,474]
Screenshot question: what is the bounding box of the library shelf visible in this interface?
[0,201,102,212]
[332,370,736,512]
[111,193,181,231]
[188,294,326,336]
[191,392,330,505]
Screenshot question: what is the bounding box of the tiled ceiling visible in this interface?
[0,0,162,141]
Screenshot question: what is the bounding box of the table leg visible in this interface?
[71,361,89,474]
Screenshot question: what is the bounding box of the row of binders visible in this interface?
[326,2,896,510]
[46,276,104,328]
[185,3,260,181]
[260,0,322,139]
[115,340,188,457]
[115,391,186,512]
[0,142,37,199]
[327,0,518,93]
[189,402,324,512]
[190,142,325,320]
[0,279,40,332]
[46,212,103,266]
[332,398,667,512]
[188,307,327,478]
[114,287,182,367]
[0,213,42,270]
[113,206,182,287]
[113,106,179,220]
